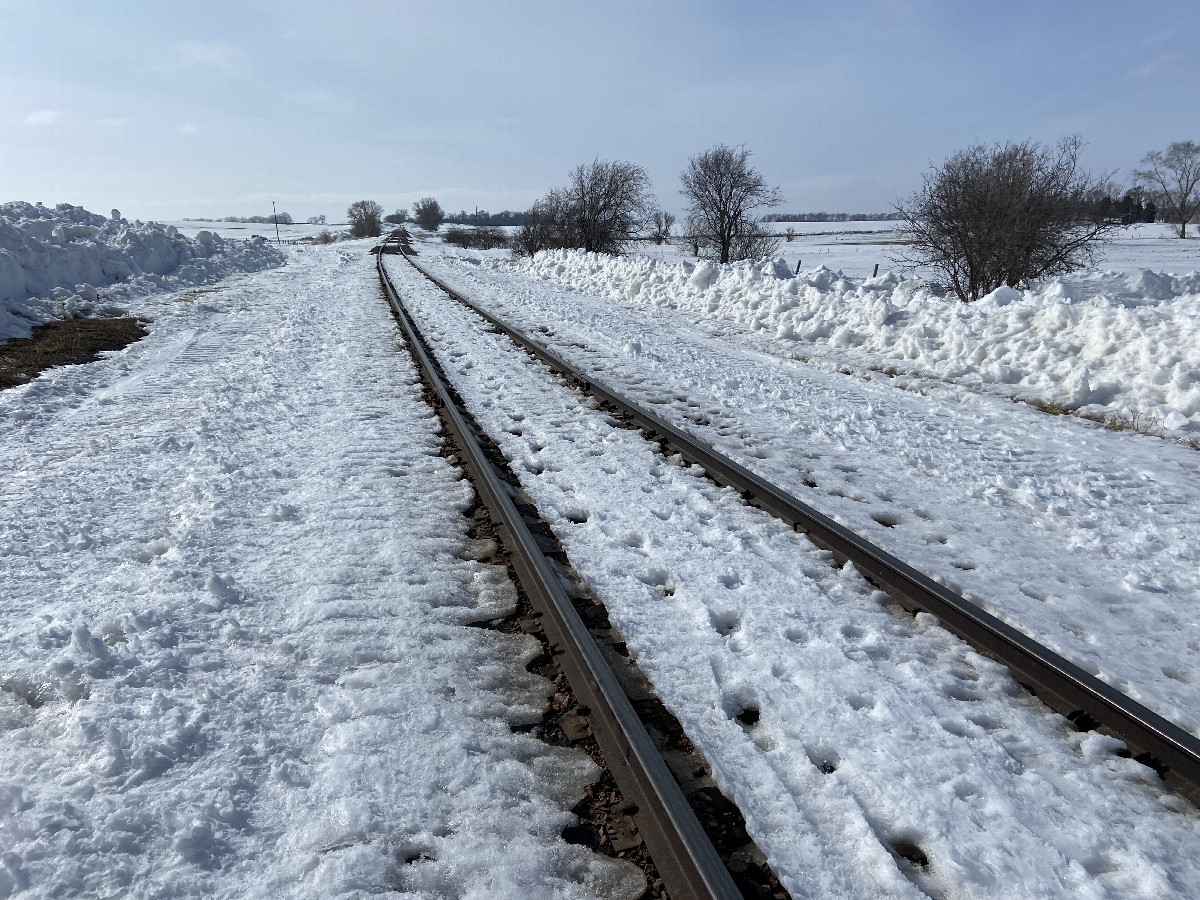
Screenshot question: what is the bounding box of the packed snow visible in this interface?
[0,243,643,898]
[417,245,1200,737]
[385,250,1200,899]
[509,248,1200,435]
[0,202,284,342]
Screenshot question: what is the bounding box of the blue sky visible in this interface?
[1,0,1195,221]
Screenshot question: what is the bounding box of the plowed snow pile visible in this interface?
[512,250,1200,433]
[0,202,284,341]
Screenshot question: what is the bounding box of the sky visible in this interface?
[1,0,1196,222]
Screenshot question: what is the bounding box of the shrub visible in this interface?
[347,200,383,238]
[895,137,1117,301]
[444,225,510,250]
[513,159,654,257]
[413,198,444,231]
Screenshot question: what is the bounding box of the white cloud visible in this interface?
[158,41,243,75]
[25,110,60,125]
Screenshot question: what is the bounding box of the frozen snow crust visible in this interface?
[0,201,284,341]
[0,244,643,899]
[513,250,1200,432]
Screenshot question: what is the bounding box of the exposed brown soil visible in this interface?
[0,317,148,389]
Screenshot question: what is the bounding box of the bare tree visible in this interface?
[513,160,655,256]
[650,210,676,244]
[895,137,1117,302]
[680,144,782,263]
[564,159,655,254]
[384,208,409,225]
[680,215,702,256]
[512,190,575,256]
[413,197,445,232]
[346,200,383,238]
[1135,141,1200,238]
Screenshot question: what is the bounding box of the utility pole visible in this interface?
[272,201,282,246]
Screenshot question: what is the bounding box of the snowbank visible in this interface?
[0,201,285,341]
[513,250,1200,432]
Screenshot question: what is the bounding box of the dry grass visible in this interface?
[0,317,149,389]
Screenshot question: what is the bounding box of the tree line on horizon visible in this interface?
[343,137,1198,302]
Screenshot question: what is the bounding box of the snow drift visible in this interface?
[513,249,1200,432]
[0,201,285,341]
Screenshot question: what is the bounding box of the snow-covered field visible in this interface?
[164,221,350,243]
[0,203,284,342]
[0,243,643,898]
[386,249,1200,898]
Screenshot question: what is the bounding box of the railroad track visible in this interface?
[378,229,1200,895]
[377,236,749,899]
[378,230,1200,809]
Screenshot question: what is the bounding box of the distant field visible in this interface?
[165,221,352,242]
[169,218,1198,280]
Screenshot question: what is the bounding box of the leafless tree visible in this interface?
[894,137,1117,302]
[650,211,675,244]
[512,190,574,256]
[1135,141,1200,238]
[680,144,782,263]
[513,159,655,256]
[346,200,383,238]
[413,197,445,231]
[784,227,795,242]
[384,208,409,225]
[564,159,655,254]
[680,215,702,256]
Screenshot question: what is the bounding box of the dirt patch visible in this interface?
[0,317,148,389]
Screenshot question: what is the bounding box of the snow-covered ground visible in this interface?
[508,248,1200,436]
[626,221,1200,281]
[385,249,1200,898]
[6,216,1200,897]
[416,242,1200,736]
[164,221,350,243]
[0,203,284,342]
[0,243,643,898]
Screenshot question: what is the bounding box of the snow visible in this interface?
[0,243,643,899]
[7,212,1200,896]
[385,249,1200,898]
[164,221,350,243]
[416,246,1200,736]
[508,248,1200,435]
[0,202,285,342]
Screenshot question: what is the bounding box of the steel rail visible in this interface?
[376,245,744,899]
[385,233,1200,808]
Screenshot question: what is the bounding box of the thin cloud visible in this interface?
[154,41,244,76]
[177,122,199,134]
[25,110,61,125]
[1130,50,1180,80]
